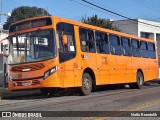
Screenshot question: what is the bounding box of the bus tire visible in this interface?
[80,72,92,96]
[129,71,144,89]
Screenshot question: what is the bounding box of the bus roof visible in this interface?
[10,15,155,43]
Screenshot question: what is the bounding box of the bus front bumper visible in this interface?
[8,73,63,91]
[8,78,43,91]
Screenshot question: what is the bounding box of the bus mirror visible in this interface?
[0,37,9,57]
[62,34,68,45]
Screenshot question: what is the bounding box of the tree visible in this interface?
[3,6,51,30]
[80,15,120,31]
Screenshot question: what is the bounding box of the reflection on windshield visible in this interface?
[8,29,55,64]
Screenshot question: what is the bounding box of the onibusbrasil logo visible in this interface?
[2,112,42,118]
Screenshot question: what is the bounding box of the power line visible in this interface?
[69,0,122,20]
[144,0,160,9]
[91,0,160,29]
[133,0,160,21]
[69,0,160,30]
[133,0,160,13]
[81,0,160,29]
[82,0,133,21]
[90,0,134,19]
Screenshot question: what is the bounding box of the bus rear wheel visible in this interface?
[80,72,92,96]
[129,71,144,89]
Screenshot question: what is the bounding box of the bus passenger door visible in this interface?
[58,32,76,87]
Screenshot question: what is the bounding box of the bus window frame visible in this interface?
[148,42,156,59]
[95,31,110,54]
[141,41,149,58]
[121,37,132,57]
[79,27,96,53]
[131,39,141,57]
[109,34,122,55]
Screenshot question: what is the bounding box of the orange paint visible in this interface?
[1,16,158,91]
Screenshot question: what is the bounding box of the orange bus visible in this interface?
[0,16,159,95]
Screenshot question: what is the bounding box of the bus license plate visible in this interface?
[22,82,31,86]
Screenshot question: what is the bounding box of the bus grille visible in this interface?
[16,80,40,86]
[11,63,45,72]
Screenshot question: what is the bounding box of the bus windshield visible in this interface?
[8,29,56,64]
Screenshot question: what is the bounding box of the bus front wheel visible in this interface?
[80,72,92,96]
[129,71,144,89]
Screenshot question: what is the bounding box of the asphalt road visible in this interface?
[0,81,160,120]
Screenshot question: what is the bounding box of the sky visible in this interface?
[2,0,160,25]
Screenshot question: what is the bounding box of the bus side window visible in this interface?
[141,41,149,58]
[148,43,156,59]
[109,34,121,55]
[56,22,76,63]
[79,28,96,53]
[131,39,141,57]
[95,31,109,54]
[121,37,132,56]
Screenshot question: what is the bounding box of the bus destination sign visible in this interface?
[9,17,52,32]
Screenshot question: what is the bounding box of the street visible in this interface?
[0,81,160,120]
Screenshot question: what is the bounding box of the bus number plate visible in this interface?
[22,82,31,86]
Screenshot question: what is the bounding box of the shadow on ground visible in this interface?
[0,80,159,100]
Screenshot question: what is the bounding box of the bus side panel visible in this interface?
[131,57,140,83]
[107,55,116,84]
[143,58,150,81]
[96,54,110,85]
[142,57,158,82]
[148,59,159,80]
[116,56,134,84]
[80,52,100,85]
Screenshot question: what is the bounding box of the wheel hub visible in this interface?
[138,76,143,85]
[84,78,90,90]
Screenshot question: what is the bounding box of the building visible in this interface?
[0,30,8,86]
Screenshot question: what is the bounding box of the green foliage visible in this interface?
[80,15,120,31]
[3,6,51,30]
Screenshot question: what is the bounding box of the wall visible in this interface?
[113,20,138,36]
[138,19,160,38]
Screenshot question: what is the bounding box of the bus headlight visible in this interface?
[43,66,57,79]
[44,71,50,79]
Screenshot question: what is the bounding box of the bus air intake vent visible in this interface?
[11,63,45,72]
